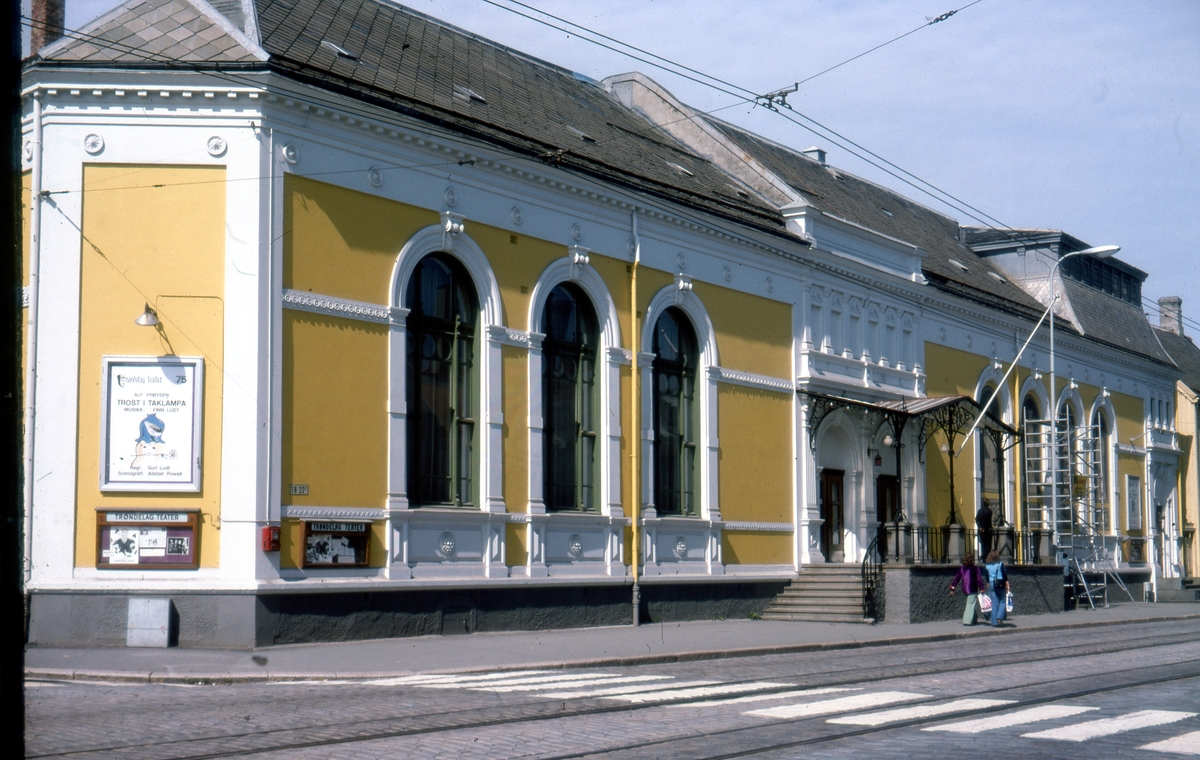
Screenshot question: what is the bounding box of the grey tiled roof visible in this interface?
[704,119,1049,320]
[1059,278,1173,365]
[39,0,262,63]
[249,0,784,235]
[1155,329,1200,392]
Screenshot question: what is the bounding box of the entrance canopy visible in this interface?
[800,392,1019,461]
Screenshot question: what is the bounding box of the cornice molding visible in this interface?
[710,366,794,394]
[487,324,531,348]
[282,506,387,521]
[722,521,794,532]
[282,289,389,324]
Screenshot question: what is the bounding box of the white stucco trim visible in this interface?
[282,289,389,324]
[386,217,506,516]
[711,366,793,394]
[640,279,721,521]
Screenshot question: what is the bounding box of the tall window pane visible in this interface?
[405,254,477,506]
[978,385,1002,497]
[542,283,598,511]
[652,308,698,516]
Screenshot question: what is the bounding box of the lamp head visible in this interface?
[1076,244,1120,259]
[135,304,160,327]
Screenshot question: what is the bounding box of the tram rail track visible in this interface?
[26,621,1200,760]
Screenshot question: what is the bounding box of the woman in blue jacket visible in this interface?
[983,550,1008,627]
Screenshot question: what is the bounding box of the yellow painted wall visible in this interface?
[502,344,528,516]
[1177,383,1198,576]
[718,385,791,526]
[281,311,387,508]
[693,282,791,378]
[75,165,226,568]
[723,532,791,565]
[922,342,991,525]
[505,523,527,568]
[284,175,438,304]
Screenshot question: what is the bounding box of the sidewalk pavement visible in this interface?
[25,603,1200,684]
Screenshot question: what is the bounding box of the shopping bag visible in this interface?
[1005,591,1014,614]
[979,592,992,614]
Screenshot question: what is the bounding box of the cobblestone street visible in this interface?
[26,617,1200,759]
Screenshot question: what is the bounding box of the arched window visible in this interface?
[1020,394,1044,528]
[405,254,478,506]
[978,385,1002,501]
[1092,407,1111,531]
[541,283,599,511]
[652,307,698,516]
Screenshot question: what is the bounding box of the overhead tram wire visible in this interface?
[461,1,1085,255]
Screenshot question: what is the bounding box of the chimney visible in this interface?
[802,146,827,165]
[31,0,66,53]
[1159,295,1184,336]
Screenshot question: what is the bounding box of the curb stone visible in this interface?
[24,612,1200,684]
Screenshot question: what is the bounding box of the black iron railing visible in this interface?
[873,523,1044,565]
[862,533,882,621]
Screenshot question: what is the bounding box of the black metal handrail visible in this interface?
[873,524,1044,565]
[862,533,882,622]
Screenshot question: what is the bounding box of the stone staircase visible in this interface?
[762,564,870,623]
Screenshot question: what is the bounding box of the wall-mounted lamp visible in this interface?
[135,303,160,327]
[869,448,882,467]
[940,442,950,454]
[882,435,895,448]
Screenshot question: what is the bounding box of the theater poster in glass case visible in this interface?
[100,357,203,492]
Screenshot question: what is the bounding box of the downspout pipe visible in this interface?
[630,210,641,625]
[23,90,43,587]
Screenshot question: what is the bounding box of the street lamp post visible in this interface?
[1047,245,1119,548]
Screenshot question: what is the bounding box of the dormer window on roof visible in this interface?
[1061,253,1142,306]
[453,85,488,105]
[321,40,359,61]
[567,126,596,143]
[666,161,694,178]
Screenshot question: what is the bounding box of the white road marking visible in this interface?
[1140,729,1200,755]
[829,698,1015,726]
[417,672,620,689]
[370,670,551,685]
[477,675,673,692]
[605,682,794,703]
[1022,710,1197,742]
[924,704,1098,734]
[748,691,930,720]
[540,680,720,699]
[669,687,858,708]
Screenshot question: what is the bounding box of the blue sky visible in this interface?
[38,0,1200,330]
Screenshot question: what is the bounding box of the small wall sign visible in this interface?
[96,509,200,569]
[100,356,204,492]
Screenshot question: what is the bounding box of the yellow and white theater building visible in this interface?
[20,0,1188,647]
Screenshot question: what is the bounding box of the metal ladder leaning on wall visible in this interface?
[1023,417,1133,608]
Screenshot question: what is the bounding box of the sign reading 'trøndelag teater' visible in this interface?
[101,357,204,492]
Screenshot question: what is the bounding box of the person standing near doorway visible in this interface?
[976,498,994,559]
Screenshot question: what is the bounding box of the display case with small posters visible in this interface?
[303,521,371,567]
[96,508,200,569]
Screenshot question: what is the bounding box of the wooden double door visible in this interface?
[819,469,844,562]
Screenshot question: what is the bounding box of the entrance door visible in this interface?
[820,469,845,563]
[876,475,899,554]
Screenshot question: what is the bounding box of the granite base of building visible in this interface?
[27,581,788,649]
[880,565,1067,624]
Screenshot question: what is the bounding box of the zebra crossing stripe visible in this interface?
[748,691,930,719]
[830,698,1015,726]
[416,672,620,689]
[540,680,720,699]
[476,675,673,693]
[923,704,1098,734]
[668,687,858,708]
[1140,729,1200,755]
[605,682,794,703]
[376,670,551,685]
[1022,710,1198,742]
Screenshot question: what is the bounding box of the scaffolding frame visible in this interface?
[1023,415,1133,608]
